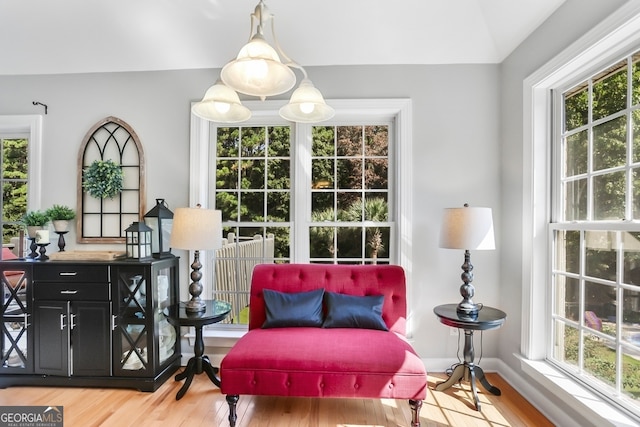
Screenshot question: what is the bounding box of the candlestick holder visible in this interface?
[27,237,38,258]
[36,243,50,261]
[55,231,68,252]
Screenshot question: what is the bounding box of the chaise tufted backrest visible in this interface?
[248,263,407,336]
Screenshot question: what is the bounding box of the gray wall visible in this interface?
[0,63,502,358]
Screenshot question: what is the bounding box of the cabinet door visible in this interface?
[72,301,111,376]
[112,266,151,376]
[34,301,70,376]
[1,264,32,373]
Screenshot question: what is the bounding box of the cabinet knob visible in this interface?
[59,272,78,276]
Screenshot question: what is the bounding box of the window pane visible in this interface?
[312,159,334,189]
[593,171,625,220]
[217,127,239,157]
[311,192,334,218]
[634,168,640,219]
[337,227,362,258]
[564,83,588,132]
[366,226,390,260]
[337,158,362,189]
[584,332,617,388]
[337,126,362,156]
[554,275,579,321]
[621,346,640,405]
[2,138,28,246]
[216,160,238,189]
[266,192,289,222]
[363,195,388,221]
[593,116,626,171]
[555,230,580,274]
[241,160,264,189]
[241,127,266,157]
[364,125,389,156]
[623,232,640,285]
[585,281,616,326]
[585,231,616,280]
[239,192,265,221]
[310,226,335,259]
[216,191,238,221]
[593,60,627,121]
[312,126,334,156]
[365,158,388,189]
[633,53,640,107]
[267,159,290,190]
[553,321,578,367]
[622,288,640,332]
[565,131,588,177]
[633,110,640,163]
[564,178,587,221]
[267,126,290,157]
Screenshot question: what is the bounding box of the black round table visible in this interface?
[174,299,231,400]
[433,304,506,411]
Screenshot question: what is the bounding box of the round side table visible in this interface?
[174,299,231,400]
[433,303,506,411]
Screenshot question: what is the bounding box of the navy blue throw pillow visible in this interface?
[262,288,325,328]
[322,292,388,331]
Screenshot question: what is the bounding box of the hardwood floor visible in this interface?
[0,372,552,426]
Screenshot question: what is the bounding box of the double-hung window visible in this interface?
[550,50,640,417]
[189,99,412,326]
[0,116,42,256]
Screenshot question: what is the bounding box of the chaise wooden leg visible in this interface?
[226,395,239,427]
[408,399,422,427]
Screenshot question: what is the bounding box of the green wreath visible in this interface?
[82,159,124,199]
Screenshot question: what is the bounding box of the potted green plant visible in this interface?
[46,204,76,232]
[82,159,124,199]
[22,210,49,238]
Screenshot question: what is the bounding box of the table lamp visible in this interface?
[439,203,495,317]
[170,205,222,313]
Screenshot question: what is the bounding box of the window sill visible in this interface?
[517,354,638,427]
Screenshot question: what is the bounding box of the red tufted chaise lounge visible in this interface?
[220,263,427,426]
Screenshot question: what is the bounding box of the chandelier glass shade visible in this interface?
[192,0,334,124]
[191,80,251,123]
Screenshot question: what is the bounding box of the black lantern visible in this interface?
[125,222,153,260]
[144,198,174,258]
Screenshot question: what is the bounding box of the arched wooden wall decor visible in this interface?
[77,116,146,243]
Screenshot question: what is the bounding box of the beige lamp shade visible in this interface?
[439,206,495,250]
[170,207,222,251]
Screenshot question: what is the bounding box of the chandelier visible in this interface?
[192,1,335,124]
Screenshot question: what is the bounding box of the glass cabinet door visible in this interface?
[1,266,32,372]
[112,259,178,377]
[155,265,177,365]
[113,268,150,375]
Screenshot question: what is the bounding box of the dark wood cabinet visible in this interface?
[0,257,180,391]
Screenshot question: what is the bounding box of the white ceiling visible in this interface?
[0,0,566,76]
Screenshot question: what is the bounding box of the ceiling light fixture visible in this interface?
[192,0,334,124]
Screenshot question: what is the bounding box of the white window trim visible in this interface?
[188,98,414,337]
[522,2,640,425]
[0,115,43,209]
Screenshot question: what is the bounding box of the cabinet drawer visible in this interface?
[33,265,109,282]
[34,282,110,301]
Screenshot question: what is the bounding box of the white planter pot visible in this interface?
[53,220,70,232]
[26,226,43,239]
